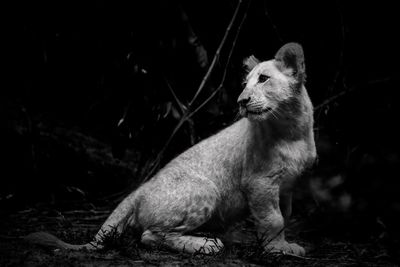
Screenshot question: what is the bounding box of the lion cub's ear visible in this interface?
[243,55,260,72]
[275,43,306,84]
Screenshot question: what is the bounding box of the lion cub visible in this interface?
[27,43,316,256]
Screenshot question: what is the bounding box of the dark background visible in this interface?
[1,0,399,264]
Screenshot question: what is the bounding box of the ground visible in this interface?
[0,119,398,266]
[0,203,396,267]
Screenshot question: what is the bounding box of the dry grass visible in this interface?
[1,207,397,266]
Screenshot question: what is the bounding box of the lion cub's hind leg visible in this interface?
[139,181,224,254]
[140,201,225,255]
[141,230,224,254]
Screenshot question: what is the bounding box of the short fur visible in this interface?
[26,43,316,256]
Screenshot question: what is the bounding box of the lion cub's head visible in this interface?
[238,43,306,121]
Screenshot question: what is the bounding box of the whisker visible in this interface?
[270,110,280,120]
[273,106,284,119]
[249,103,265,109]
[234,110,242,122]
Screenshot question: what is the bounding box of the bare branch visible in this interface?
[263,0,283,42]
[314,77,392,111]
[329,2,346,94]
[141,116,187,183]
[188,0,243,107]
[141,0,248,183]
[179,5,209,69]
[188,0,251,120]
[163,75,186,114]
[316,1,346,121]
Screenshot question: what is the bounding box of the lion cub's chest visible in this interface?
[274,139,313,177]
[244,139,311,179]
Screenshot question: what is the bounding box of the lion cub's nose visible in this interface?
[237,96,251,107]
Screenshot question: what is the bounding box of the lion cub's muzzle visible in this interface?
[237,94,272,117]
[237,95,251,108]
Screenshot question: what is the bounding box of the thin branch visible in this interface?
[331,0,346,91]
[281,253,356,262]
[188,0,243,107]
[263,0,283,42]
[179,4,209,69]
[187,0,251,120]
[117,102,131,127]
[141,117,187,183]
[141,0,247,183]
[316,1,346,120]
[314,77,392,111]
[314,91,346,112]
[163,75,186,114]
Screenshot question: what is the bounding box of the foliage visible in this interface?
[1,0,399,264]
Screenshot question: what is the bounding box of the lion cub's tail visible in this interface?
[24,191,138,251]
[23,232,99,250]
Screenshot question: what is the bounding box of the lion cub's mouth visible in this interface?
[246,107,272,115]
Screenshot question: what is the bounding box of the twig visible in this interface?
[140,0,247,183]
[188,0,243,107]
[187,0,251,120]
[316,1,346,121]
[263,0,283,42]
[141,116,187,183]
[163,75,186,114]
[179,4,209,69]
[62,210,109,215]
[330,0,346,92]
[282,252,352,262]
[281,253,315,260]
[76,215,109,221]
[72,223,100,228]
[314,90,346,112]
[314,77,392,111]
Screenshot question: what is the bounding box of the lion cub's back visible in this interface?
[160,118,249,185]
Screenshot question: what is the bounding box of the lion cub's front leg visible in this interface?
[246,176,305,256]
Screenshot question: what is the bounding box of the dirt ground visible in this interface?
[0,204,397,267]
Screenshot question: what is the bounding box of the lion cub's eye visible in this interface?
[258,74,270,83]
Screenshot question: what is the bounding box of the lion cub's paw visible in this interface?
[266,241,305,256]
